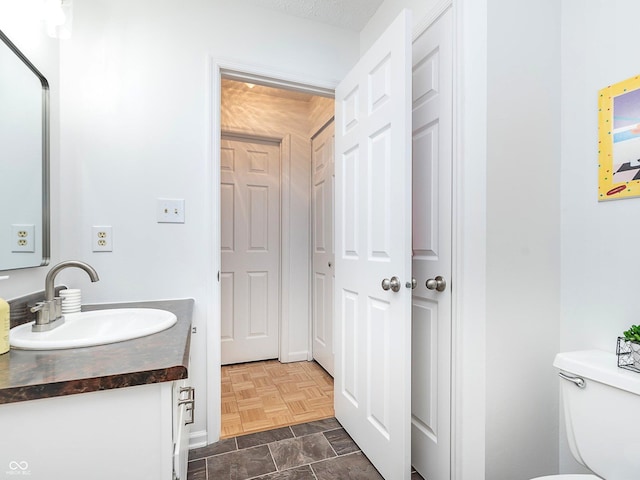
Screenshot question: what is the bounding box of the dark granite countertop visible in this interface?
[0,298,193,405]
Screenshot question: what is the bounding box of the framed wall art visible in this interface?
[598,74,640,200]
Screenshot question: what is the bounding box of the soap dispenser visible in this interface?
[0,276,9,354]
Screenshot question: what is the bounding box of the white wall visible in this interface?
[485,0,561,478]
[559,0,640,473]
[0,1,61,298]
[58,0,358,443]
[359,0,441,54]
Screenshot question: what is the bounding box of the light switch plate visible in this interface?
[157,198,185,223]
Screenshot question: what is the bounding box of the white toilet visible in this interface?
[531,349,640,480]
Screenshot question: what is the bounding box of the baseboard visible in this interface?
[189,429,208,449]
[281,351,309,363]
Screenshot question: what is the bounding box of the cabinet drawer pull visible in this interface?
[178,386,195,425]
[179,386,194,402]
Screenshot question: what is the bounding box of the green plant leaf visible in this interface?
[622,324,640,340]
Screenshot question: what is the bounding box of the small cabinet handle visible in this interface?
[179,386,195,425]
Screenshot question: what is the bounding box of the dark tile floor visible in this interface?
[187,417,424,480]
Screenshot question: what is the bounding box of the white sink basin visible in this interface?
[10,308,177,350]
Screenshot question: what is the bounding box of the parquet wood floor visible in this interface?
[221,360,334,439]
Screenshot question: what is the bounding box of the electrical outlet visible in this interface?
[11,224,35,253]
[157,198,185,223]
[92,226,113,252]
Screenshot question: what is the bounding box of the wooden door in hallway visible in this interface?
[311,120,335,376]
[220,135,280,365]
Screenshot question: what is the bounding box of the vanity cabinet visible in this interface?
[0,379,192,480]
[0,298,194,479]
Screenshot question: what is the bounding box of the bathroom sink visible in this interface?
[9,308,178,350]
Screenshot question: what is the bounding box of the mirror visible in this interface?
[0,29,50,271]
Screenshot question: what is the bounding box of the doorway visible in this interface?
[209,7,455,478]
[219,77,334,368]
[218,77,336,436]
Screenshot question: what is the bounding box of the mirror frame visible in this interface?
[0,29,50,269]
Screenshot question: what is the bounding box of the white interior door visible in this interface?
[312,121,335,376]
[410,8,453,480]
[220,135,280,365]
[334,10,413,480]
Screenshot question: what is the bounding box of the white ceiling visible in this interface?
[242,0,384,31]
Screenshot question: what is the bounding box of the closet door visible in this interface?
[334,10,413,480]
[220,136,280,364]
[410,7,454,480]
[312,121,335,376]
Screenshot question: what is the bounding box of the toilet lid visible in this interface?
[530,475,599,479]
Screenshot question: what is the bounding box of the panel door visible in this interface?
[410,8,454,480]
[220,136,280,365]
[312,121,335,376]
[334,10,413,480]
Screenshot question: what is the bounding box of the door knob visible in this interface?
[328,261,333,268]
[406,278,417,289]
[425,276,447,292]
[381,276,401,292]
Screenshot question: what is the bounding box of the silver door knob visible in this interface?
[381,276,401,292]
[328,261,333,268]
[425,276,447,292]
[406,278,417,289]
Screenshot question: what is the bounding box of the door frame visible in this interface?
[220,130,288,365]
[410,2,488,478]
[206,58,335,444]
[205,5,483,471]
[450,0,488,477]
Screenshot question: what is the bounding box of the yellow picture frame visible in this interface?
[598,74,640,200]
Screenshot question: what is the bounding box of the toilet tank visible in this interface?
[554,350,640,480]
